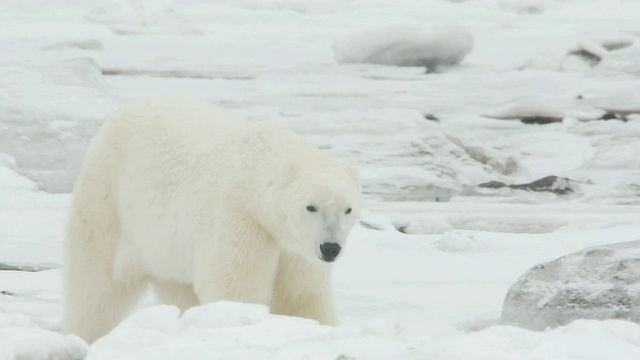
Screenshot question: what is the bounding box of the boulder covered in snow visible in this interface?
[334,25,474,72]
[501,240,640,330]
[481,95,603,122]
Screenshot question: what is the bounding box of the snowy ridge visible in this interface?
[87,303,413,360]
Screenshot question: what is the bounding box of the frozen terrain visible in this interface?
[1,0,640,358]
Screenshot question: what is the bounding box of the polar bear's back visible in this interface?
[110,96,243,148]
[104,95,325,165]
[94,95,335,194]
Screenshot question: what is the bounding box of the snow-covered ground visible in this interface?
[1,0,640,358]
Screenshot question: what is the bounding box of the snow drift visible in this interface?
[0,314,87,360]
[87,302,415,360]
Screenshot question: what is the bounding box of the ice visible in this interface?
[0,57,119,193]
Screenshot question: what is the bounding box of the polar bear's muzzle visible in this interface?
[319,242,342,262]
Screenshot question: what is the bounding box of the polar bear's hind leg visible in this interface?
[62,163,146,344]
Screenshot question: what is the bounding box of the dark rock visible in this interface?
[569,49,601,66]
[520,116,563,125]
[598,112,628,122]
[101,68,256,80]
[501,240,640,330]
[478,175,578,195]
[0,263,55,272]
[477,180,507,189]
[509,176,575,194]
[423,114,440,122]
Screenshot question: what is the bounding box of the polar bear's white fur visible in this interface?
[62,96,362,343]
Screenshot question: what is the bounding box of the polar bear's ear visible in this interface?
[265,164,298,190]
[346,166,361,186]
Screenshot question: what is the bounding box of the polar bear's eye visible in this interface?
[306,205,318,212]
[345,207,352,214]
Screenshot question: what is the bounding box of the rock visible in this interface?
[0,263,54,272]
[478,175,578,195]
[423,114,440,122]
[520,115,563,124]
[598,112,628,122]
[500,240,640,330]
[481,95,602,122]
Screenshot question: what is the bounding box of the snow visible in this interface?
[87,303,415,360]
[422,320,640,360]
[0,314,87,360]
[1,0,640,359]
[86,304,640,360]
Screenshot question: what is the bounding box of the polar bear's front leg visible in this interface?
[193,214,279,307]
[270,253,338,325]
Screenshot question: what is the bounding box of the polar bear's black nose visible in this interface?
[320,242,341,262]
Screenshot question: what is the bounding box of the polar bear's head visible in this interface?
[263,165,362,264]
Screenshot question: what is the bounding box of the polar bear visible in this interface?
[62,96,362,344]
